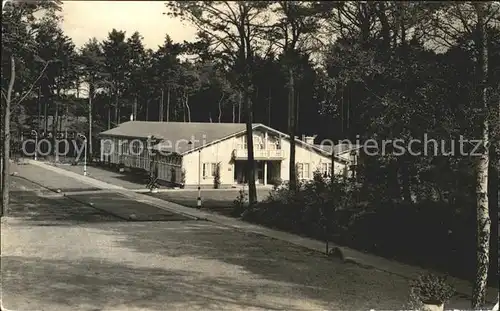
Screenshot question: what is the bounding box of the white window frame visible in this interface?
[267,135,281,150]
[121,141,129,155]
[303,163,310,179]
[203,162,218,179]
[241,134,264,150]
[297,163,311,179]
[297,163,304,179]
[321,163,332,177]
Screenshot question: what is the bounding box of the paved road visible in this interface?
[53,164,272,216]
[1,163,475,310]
[57,163,273,196]
[46,162,146,190]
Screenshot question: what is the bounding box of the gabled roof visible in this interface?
[99,121,347,162]
[99,121,247,153]
[250,124,347,163]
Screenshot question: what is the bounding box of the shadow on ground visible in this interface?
[66,192,193,221]
[4,166,490,309]
[1,255,337,311]
[94,222,448,309]
[8,189,121,225]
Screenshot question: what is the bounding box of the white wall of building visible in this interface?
[182,128,347,186]
[182,134,239,186]
[279,137,345,182]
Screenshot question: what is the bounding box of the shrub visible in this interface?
[232,187,248,217]
[272,178,283,188]
[213,162,221,189]
[409,274,455,305]
[266,182,296,204]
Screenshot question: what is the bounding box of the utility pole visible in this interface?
[88,87,93,158]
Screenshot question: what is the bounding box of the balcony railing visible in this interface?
[233,148,284,160]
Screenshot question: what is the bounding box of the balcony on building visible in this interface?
[232,143,284,160]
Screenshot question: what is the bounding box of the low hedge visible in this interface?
[240,180,498,284]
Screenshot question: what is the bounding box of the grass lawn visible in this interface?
[150,189,272,216]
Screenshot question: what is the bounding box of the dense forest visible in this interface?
[1,1,499,308]
[2,3,496,143]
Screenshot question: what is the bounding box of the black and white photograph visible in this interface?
[1,1,499,310]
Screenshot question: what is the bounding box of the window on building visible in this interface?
[121,141,129,155]
[304,163,310,179]
[267,136,280,150]
[203,163,218,178]
[240,134,264,149]
[254,135,264,149]
[321,163,332,177]
[297,163,310,179]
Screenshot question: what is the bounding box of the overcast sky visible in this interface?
[61,1,197,49]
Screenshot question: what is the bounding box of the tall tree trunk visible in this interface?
[114,89,118,127]
[61,94,67,134]
[339,82,344,136]
[183,92,186,122]
[107,106,111,130]
[2,56,15,216]
[37,86,41,132]
[346,86,349,133]
[232,101,236,123]
[53,89,60,161]
[288,67,297,191]
[185,94,191,123]
[117,89,121,125]
[89,82,94,156]
[159,88,164,122]
[238,91,242,123]
[489,143,498,285]
[145,100,149,121]
[296,91,300,132]
[268,87,271,126]
[244,88,257,205]
[166,86,171,122]
[44,85,48,135]
[218,94,224,123]
[76,76,80,99]
[472,3,491,307]
[133,97,137,121]
[0,103,3,203]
